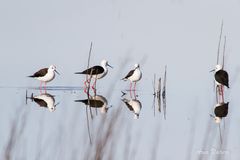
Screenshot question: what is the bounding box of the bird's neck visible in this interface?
[102,65,108,72]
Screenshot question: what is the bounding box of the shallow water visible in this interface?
[0,74,239,160]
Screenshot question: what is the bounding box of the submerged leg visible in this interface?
[134,82,137,91]
[221,85,224,103]
[92,78,97,90]
[133,89,136,99]
[84,77,91,93]
[39,81,42,93]
[44,82,47,93]
[84,78,91,87]
[216,85,219,103]
[129,82,132,91]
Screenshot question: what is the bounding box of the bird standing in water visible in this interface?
[28,65,60,92]
[75,59,113,92]
[211,64,229,103]
[122,63,142,92]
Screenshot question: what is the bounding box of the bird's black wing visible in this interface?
[75,99,104,108]
[75,66,104,75]
[124,102,133,111]
[33,98,48,107]
[89,100,104,108]
[214,102,229,118]
[29,68,48,78]
[215,70,229,88]
[123,69,135,79]
[75,99,89,105]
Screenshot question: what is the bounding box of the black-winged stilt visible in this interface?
[122,64,142,91]
[28,65,60,91]
[31,93,57,112]
[75,59,112,91]
[122,98,142,119]
[210,64,229,102]
[211,64,229,88]
[210,102,229,123]
[75,95,110,113]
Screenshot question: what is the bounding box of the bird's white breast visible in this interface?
[129,69,142,82]
[129,100,141,114]
[37,71,55,82]
[94,69,108,80]
[34,94,55,112]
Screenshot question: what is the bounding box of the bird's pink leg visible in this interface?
[92,78,97,90]
[221,85,224,103]
[133,82,137,98]
[84,77,91,93]
[217,85,222,103]
[39,81,42,94]
[129,82,133,98]
[84,80,87,87]
[44,82,47,93]
[84,78,91,87]
[129,82,132,92]
[134,82,137,91]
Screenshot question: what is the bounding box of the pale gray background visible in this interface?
[0,0,240,159]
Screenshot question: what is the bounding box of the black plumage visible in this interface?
[75,66,104,75]
[214,102,229,118]
[215,70,229,88]
[75,99,104,108]
[122,100,134,111]
[29,68,48,78]
[33,98,48,108]
[122,69,134,80]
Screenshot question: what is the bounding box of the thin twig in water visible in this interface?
[218,123,223,145]
[86,105,92,145]
[157,78,161,113]
[162,65,167,120]
[86,42,93,119]
[152,74,156,117]
[85,42,93,144]
[217,20,224,65]
[222,36,226,69]
[214,21,224,92]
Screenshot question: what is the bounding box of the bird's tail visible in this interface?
[121,98,128,103]
[121,78,127,81]
[30,93,34,101]
[75,99,88,105]
[75,72,83,74]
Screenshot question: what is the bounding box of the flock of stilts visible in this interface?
[27,60,143,118]
[28,59,142,92]
[211,64,229,124]
[27,57,230,121]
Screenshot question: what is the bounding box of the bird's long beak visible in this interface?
[55,102,60,107]
[209,69,215,72]
[209,114,215,118]
[107,63,113,68]
[55,70,60,75]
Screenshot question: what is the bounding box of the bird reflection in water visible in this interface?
[122,98,142,119]
[75,95,110,114]
[210,102,229,124]
[27,92,58,112]
[210,102,229,144]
